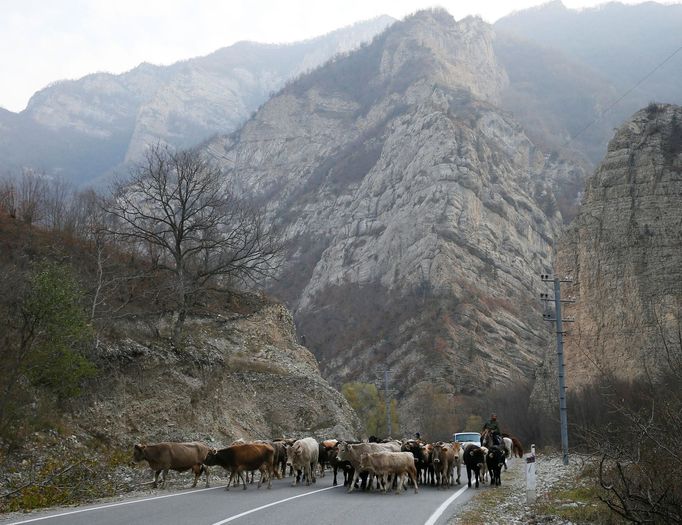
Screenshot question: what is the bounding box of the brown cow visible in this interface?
[204,443,275,490]
[132,442,211,488]
[432,442,461,488]
[266,440,286,479]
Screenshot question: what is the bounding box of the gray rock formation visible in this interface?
[75,300,359,443]
[205,10,572,428]
[540,104,682,395]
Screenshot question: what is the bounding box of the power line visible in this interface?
[566,41,682,146]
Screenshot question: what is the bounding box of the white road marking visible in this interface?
[210,485,341,525]
[423,485,469,525]
[6,486,224,524]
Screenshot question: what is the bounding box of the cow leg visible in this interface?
[204,465,210,487]
[411,470,419,494]
[311,461,317,483]
[263,464,272,489]
[192,463,204,488]
[153,470,161,489]
[347,467,360,493]
[161,469,169,488]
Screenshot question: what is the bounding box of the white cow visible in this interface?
[286,437,319,486]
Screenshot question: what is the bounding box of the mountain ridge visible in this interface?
[204,9,569,427]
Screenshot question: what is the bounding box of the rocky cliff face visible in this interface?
[0,17,393,185]
[540,104,682,394]
[73,298,359,443]
[206,10,571,428]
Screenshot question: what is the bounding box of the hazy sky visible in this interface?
[0,0,676,112]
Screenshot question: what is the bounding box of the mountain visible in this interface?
[496,1,682,161]
[0,16,394,186]
[204,9,575,428]
[535,103,682,395]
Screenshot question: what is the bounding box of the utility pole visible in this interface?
[541,274,574,466]
[384,367,392,438]
[374,365,394,438]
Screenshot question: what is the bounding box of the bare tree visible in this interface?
[0,177,17,218]
[43,176,73,231]
[102,145,281,345]
[572,303,682,524]
[16,170,46,226]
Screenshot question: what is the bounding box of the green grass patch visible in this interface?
[535,483,625,524]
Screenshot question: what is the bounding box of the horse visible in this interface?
[481,429,504,449]
[509,436,525,458]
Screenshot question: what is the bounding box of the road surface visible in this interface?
[1,474,481,525]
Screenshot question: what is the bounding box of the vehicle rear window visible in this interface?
[455,433,480,442]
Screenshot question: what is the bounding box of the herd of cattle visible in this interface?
[132,434,524,495]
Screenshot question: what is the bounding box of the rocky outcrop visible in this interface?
[74,299,359,443]
[206,10,572,428]
[544,104,682,391]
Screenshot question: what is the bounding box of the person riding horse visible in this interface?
[481,414,503,448]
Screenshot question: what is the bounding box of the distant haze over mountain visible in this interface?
[0,16,394,186]
[496,1,682,122]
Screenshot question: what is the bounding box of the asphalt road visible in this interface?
[1,473,480,525]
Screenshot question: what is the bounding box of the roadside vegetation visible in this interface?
[0,146,281,511]
[0,433,133,514]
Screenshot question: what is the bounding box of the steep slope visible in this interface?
[0,17,393,185]
[540,104,682,393]
[206,10,568,427]
[80,302,360,443]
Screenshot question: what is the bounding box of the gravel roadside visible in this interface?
[447,451,590,525]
